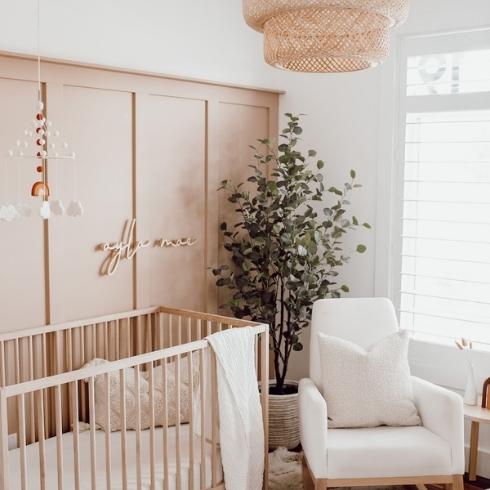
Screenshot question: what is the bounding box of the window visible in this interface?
[396,30,490,345]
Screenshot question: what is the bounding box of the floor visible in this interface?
[429,475,490,490]
[462,475,490,489]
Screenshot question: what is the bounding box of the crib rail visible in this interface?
[0,307,269,490]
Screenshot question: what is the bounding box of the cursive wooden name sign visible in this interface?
[98,218,197,276]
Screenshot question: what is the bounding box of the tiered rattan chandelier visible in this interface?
[243,0,409,72]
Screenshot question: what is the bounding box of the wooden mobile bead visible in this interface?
[36,127,44,135]
[36,113,44,121]
[36,138,46,146]
[36,165,43,173]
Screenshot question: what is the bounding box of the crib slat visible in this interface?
[121,318,131,357]
[197,319,202,341]
[148,363,156,490]
[211,351,218,487]
[159,312,164,349]
[134,364,142,490]
[136,317,142,355]
[177,316,182,347]
[168,314,173,347]
[206,320,212,336]
[119,369,128,490]
[199,349,206,490]
[104,373,112,490]
[72,382,81,490]
[188,352,195,490]
[88,377,97,490]
[162,360,169,490]
[37,390,46,490]
[176,354,182,490]
[14,338,20,384]
[28,337,35,443]
[42,333,50,436]
[187,317,192,343]
[17,394,27,490]
[55,384,64,490]
[80,328,87,422]
[115,320,120,360]
[0,392,9,490]
[104,322,109,360]
[146,314,152,353]
[91,324,97,360]
[66,331,73,426]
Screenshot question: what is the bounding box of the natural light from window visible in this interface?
[399,37,490,345]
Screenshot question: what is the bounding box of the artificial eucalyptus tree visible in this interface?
[213,113,369,394]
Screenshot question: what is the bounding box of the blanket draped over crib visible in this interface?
[207,327,265,490]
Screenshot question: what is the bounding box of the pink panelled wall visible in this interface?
[0,53,279,332]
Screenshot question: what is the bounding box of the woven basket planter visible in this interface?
[268,380,300,450]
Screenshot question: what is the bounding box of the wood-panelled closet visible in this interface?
[0,53,280,332]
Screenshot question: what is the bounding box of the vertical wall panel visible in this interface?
[0,78,46,330]
[0,54,279,330]
[136,94,206,311]
[206,102,270,312]
[48,85,133,323]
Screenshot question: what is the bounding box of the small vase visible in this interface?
[464,363,478,406]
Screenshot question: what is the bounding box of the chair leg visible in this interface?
[452,475,464,490]
[302,457,315,490]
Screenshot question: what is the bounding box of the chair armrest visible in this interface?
[299,378,328,478]
[412,376,464,474]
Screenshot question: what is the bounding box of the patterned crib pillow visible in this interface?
[83,357,198,432]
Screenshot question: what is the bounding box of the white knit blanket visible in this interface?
[207,327,264,490]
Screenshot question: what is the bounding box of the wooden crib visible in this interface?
[0,306,269,490]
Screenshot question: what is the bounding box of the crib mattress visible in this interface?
[8,425,222,490]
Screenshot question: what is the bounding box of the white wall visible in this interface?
[2,0,490,475]
[0,0,381,380]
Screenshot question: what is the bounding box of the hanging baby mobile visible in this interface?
[1,0,83,222]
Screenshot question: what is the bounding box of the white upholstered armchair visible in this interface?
[300,298,464,490]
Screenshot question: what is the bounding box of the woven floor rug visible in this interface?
[268,448,406,490]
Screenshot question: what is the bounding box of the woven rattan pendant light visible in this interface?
[243,0,409,72]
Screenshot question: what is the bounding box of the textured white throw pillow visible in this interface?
[318,331,421,428]
[83,357,198,432]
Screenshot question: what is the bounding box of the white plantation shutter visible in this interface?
[396,30,490,345]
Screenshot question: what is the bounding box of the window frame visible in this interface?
[389,27,490,344]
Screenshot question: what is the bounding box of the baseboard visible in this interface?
[466,445,490,479]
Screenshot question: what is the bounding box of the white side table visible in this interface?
[464,404,490,481]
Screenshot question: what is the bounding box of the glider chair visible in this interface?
[300,298,465,490]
